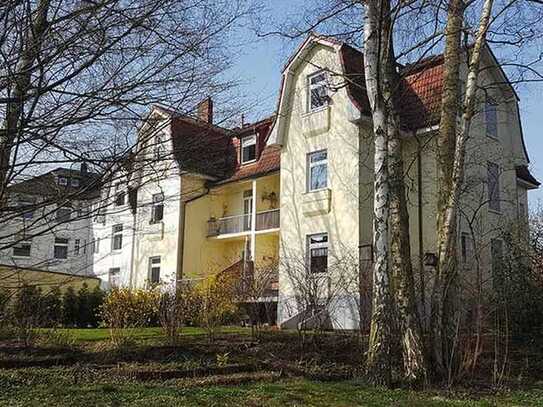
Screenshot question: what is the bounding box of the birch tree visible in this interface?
[363,0,395,385]
[433,0,496,375]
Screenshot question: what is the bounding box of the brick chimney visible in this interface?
[197,97,213,124]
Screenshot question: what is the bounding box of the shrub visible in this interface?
[62,287,79,327]
[100,288,159,346]
[0,289,11,327]
[193,272,239,342]
[41,287,62,327]
[12,285,45,346]
[88,285,106,327]
[37,329,77,350]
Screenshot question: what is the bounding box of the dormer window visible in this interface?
[308,71,328,111]
[58,176,68,186]
[241,134,257,164]
[71,178,80,188]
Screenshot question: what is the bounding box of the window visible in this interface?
[485,99,498,139]
[148,256,161,284]
[114,184,125,206]
[153,134,165,160]
[18,197,34,220]
[111,224,123,250]
[54,238,69,259]
[56,207,71,222]
[460,233,473,264]
[308,233,328,274]
[150,193,164,224]
[109,268,121,288]
[71,178,80,188]
[308,71,328,111]
[307,150,328,191]
[487,162,501,212]
[93,238,100,254]
[241,134,257,164]
[13,239,31,257]
[243,190,253,231]
[74,239,81,255]
[83,239,87,254]
[58,176,68,186]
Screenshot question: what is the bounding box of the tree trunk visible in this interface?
[433,0,494,377]
[363,0,394,386]
[388,122,428,383]
[0,0,50,198]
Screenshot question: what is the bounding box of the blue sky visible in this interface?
[230,0,543,207]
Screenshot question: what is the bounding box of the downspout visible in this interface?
[416,135,426,312]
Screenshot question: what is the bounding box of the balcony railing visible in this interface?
[208,208,280,237]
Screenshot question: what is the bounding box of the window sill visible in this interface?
[241,159,257,166]
[488,208,501,215]
[302,104,329,118]
[11,255,31,259]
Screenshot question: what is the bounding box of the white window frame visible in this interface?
[150,193,164,224]
[241,134,257,164]
[93,237,100,254]
[153,133,165,160]
[18,197,35,220]
[148,256,161,285]
[114,183,125,207]
[307,150,328,192]
[487,162,501,212]
[307,71,328,112]
[54,238,69,259]
[111,224,123,251]
[108,267,121,288]
[485,98,498,139]
[13,238,32,258]
[74,239,81,256]
[307,233,328,274]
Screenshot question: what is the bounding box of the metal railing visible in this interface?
[208,208,280,236]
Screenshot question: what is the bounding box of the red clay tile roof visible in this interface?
[168,111,278,183]
[211,117,280,185]
[340,45,444,129]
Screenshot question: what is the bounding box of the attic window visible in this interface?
[58,176,68,186]
[308,71,328,111]
[485,98,498,139]
[241,134,257,164]
[71,178,80,188]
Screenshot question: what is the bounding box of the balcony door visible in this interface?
[243,190,253,231]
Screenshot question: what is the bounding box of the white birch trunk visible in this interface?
[363,0,394,385]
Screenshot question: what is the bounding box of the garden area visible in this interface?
[1,274,543,406]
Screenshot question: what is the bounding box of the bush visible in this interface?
[0,289,10,326]
[37,329,76,350]
[100,288,159,346]
[12,285,45,346]
[62,287,79,327]
[192,272,239,342]
[42,287,62,327]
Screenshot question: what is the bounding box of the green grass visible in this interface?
[1,373,543,407]
[46,326,250,342]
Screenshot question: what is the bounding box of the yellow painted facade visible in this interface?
[182,173,280,279]
[0,265,100,294]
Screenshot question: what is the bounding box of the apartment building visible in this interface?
[0,166,100,276]
[1,34,538,331]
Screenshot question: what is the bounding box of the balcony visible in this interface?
[208,208,280,237]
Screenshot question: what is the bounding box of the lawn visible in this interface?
[1,327,543,406]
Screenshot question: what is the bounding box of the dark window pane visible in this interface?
[242,144,256,163]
